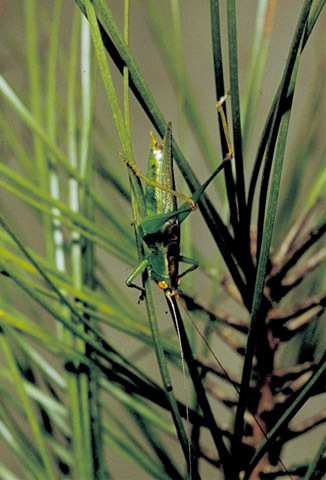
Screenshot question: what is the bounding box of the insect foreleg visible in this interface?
[126,258,149,296]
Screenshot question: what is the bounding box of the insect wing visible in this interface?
[160,122,177,215]
[145,122,177,219]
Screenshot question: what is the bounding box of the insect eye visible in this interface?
[158,281,169,290]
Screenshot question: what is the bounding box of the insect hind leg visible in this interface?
[123,156,196,209]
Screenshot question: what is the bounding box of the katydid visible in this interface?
[125,123,231,296]
[125,91,232,296]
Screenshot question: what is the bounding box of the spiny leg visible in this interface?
[123,155,197,211]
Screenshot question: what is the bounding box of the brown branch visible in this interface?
[279,370,314,396]
[281,306,324,340]
[271,203,321,271]
[268,295,326,323]
[286,303,325,332]
[273,367,322,400]
[260,458,326,479]
[267,295,326,339]
[282,247,326,290]
[267,222,326,302]
[271,220,326,283]
[273,361,315,386]
[284,369,325,397]
[285,409,326,440]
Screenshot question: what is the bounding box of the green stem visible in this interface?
[226,0,246,229]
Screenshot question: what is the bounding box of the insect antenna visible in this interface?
[165,291,193,480]
[176,293,240,394]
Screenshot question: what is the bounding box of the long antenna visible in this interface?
[165,291,193,480]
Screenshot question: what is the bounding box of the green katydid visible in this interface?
[125,91,232,298]
[125,123,232,297]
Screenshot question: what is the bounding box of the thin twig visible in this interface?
[268,295,326,324]
[282,247,326,289]
[268,222,326,288]
[271,203,321,271]
[286,305,325,333]
[268,295,326,339]
[273,361,315,385]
